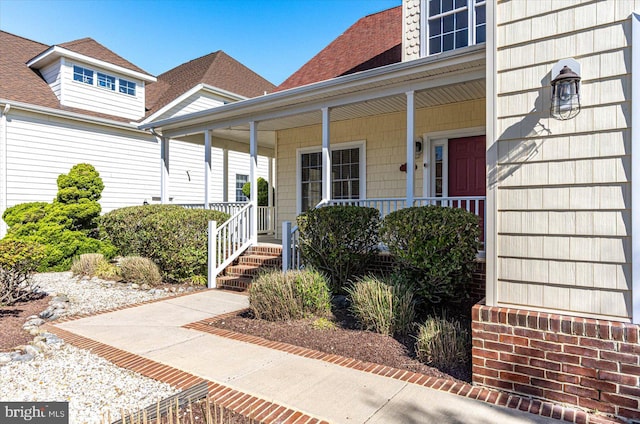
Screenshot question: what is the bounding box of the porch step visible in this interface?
[217,244,283,292]
[216,276,253,292]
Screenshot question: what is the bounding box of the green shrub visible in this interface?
[347,275,416,336]
[2,164,113,271]
[94,260,121,281]
[0,240,46,306]
[56,163,104,203]
[297,206,380,292]
[136,208,229,283]
[381,206,480,304]
[98,204,183,256]
[2,202,49,227]
[70,253,105,277]
[415,315,470,371]
[241,177,271,206]
[119,256,162,286]
[249,269,331,321]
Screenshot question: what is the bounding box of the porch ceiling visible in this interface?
[149,45,486,142]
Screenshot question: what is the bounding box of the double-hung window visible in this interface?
[73,65,94,85]
[298,143,364,213]
[425,0,486,56]
[119,79,136,96]
[97,72,116,91]
[235,174,248,202]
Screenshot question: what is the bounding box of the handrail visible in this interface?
[208,203,253,288]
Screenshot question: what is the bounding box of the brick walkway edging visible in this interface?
[43,324,329,424]
[185,312,623,424]
[43,289,620,424]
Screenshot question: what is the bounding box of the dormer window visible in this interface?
[73,65,93,85]
[97,72,116,91]
[119,79,136,96]
[425,0,486,56]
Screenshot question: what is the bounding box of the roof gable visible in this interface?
[276,6,402,91]
[145,51,275,118]
[57,37,152,76]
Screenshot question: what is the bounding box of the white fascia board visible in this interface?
[141,44,485,133]
[200,84,248,102]
[27,46,157,83]
[0,99,145,132]
[141,84,248,125]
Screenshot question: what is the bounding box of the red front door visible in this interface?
[448,135,486,241]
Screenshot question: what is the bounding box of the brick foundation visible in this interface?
[472,302,640,422]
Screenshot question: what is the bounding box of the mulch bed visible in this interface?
[212,306,471,383]
[0,293,50,351]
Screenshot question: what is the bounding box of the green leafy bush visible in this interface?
[241,177,271,206]
[347,274,416,336]
[56,163,104,203]
[94,260,121,281]
[249,269,331,321]
[135,208,229,283]
[2,164,114,271]
[415,315,470,372]
[381,206,480,304]
[0,240,46,305]
[98,204,183,256]
[297,205,380,292]
[119,256,162,286]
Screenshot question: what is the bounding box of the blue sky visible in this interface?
[0,0,401,85]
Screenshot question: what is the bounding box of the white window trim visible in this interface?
[420,0,487,57]
[97,72,116,91]
[422,126,485,197]
[296,140,366,215]
[72,64,94,86]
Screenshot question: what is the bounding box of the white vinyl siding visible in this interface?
[62,61,145,120]
[40,61,62,101]
[5,111,159,212]
[3,111,272,220]
[159,94,226,121]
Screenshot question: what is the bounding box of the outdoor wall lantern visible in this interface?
[415,136,424,157]
[550,59,581,120]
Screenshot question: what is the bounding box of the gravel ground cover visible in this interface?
[0,272,181,424]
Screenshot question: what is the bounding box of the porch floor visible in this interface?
[257,234,281,246]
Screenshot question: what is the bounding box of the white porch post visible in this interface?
[250,121,258,244]
[322,107,331,203]
[406,91,415,206]
[268,156,274,233]
[222,148,229,202]
[159,134,170,204]
[204,130,212,209]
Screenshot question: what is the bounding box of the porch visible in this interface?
[140,45,487,289]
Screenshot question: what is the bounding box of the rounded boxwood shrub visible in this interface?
[297,205,380,292]
[98,204,183,256]
[380,205,480,304]
[135,208,229,283]
[249,268,331,321]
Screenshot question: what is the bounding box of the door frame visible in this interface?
[422,126,485,197]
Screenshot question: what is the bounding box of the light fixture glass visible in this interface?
[550,65,581,120]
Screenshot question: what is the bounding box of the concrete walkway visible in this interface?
[54,290,571,424]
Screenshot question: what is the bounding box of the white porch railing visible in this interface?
[282,196,486,271]
[179,202,275,235]
[207,203,253,288]
[258,206,276,235]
